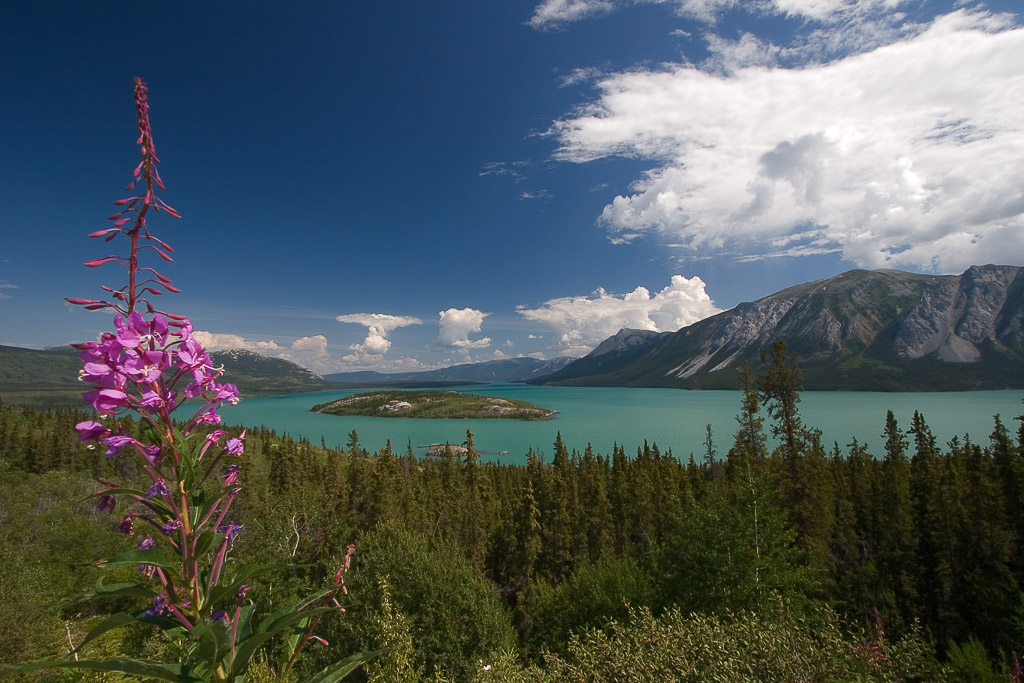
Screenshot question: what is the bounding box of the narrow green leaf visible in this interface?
[285,616,311,659]
[83,486,145,501]
[98,549,180,578]
[194,619,232,669]
[256,589,333,634]
[206,563,289,607]
[73,612,139,653]
[235,603,255,641]
[226,631,276,678]
[195,529,215,557]
[3,658,203,682]
[190,488,206,528]
[230,606,332,678]
[72,577,157,604]
[305,651,380,683]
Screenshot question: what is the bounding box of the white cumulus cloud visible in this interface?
[517,275,721,355]
[531,0,918,29]
[190,331,339,372]
[529,0,615,30]
[437,308,491,349]
[192,331,281,352]
[336,313,422,362]
[549,10,1024,272]
[291,335,328,357]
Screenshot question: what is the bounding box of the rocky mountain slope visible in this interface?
[532,265,1024,391]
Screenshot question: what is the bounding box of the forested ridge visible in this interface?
[3,343,1024,681]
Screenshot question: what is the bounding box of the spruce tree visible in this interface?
[877,410,918,626]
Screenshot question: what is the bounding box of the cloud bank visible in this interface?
[192,332,281,352]
[529,0,615,30]
[336,313,423,362]
[190,332,334,372]
[518,275,721,355]
[437,308,491,350]
[546,8,1024,273]
[530,0,920,30]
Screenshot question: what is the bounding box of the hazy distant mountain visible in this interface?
[0,345,83,406]
[531,265,1024,391]
[324,357,575,385]
[208,349,331,395]
[0,345,331,407]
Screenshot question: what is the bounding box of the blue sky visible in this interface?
[2,1,1022,373]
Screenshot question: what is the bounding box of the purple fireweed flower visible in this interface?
[127,311,150,336]
[76,420,111,442]
[103,434,136,457]
[221,464,242,486]
[138,536,156,550]
[123,350,167,383]
[143,444,163,465]
[96,494,116,514]
[114,314,142,347]
[206,429,225,444]
[84,388,131,414]
[145,480,170,499]
[218,522,243,540]
[118,516,134,534]
[197,407,222,425]
[149,314,169,344]
[225,437,244,456]
[184,380,204,399]
[177,334,210,372]
[139,389,167,410]
[145,595,168,617]
[160,519,182,534]
[78,361,121,388]
[210,610,227,623]
[209,383,239,405]
[236,585,250,606]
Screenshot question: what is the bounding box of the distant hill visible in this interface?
[531,265,1024,391]
[0,345,84,407]
[208,349,332,396]
[0,345,331,408]
[324,356,575,385]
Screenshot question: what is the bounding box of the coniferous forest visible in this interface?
[3,342,1024,681]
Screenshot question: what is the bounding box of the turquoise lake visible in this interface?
[218,385,1024,465]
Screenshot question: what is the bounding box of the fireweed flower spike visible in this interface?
[4,80,373,682]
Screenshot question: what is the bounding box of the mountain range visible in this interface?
[324,357,574,385]
[0,346,332,408]
[3,265,1022,405]
[530,265,1024,391]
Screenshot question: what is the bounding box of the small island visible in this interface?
[312,390,555,421]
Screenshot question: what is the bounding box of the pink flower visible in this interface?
[78,361,120,388]
[221,464,241,486]
[210,383,239,405]
[113,314,142,347]
[84,388,131,413]
[96,494,116,514]
[197,407,222,425]
[123,350,167,383]
[103,434,136,458]
[76,421,111,442]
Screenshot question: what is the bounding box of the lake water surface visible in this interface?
[218,385,1024,465]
